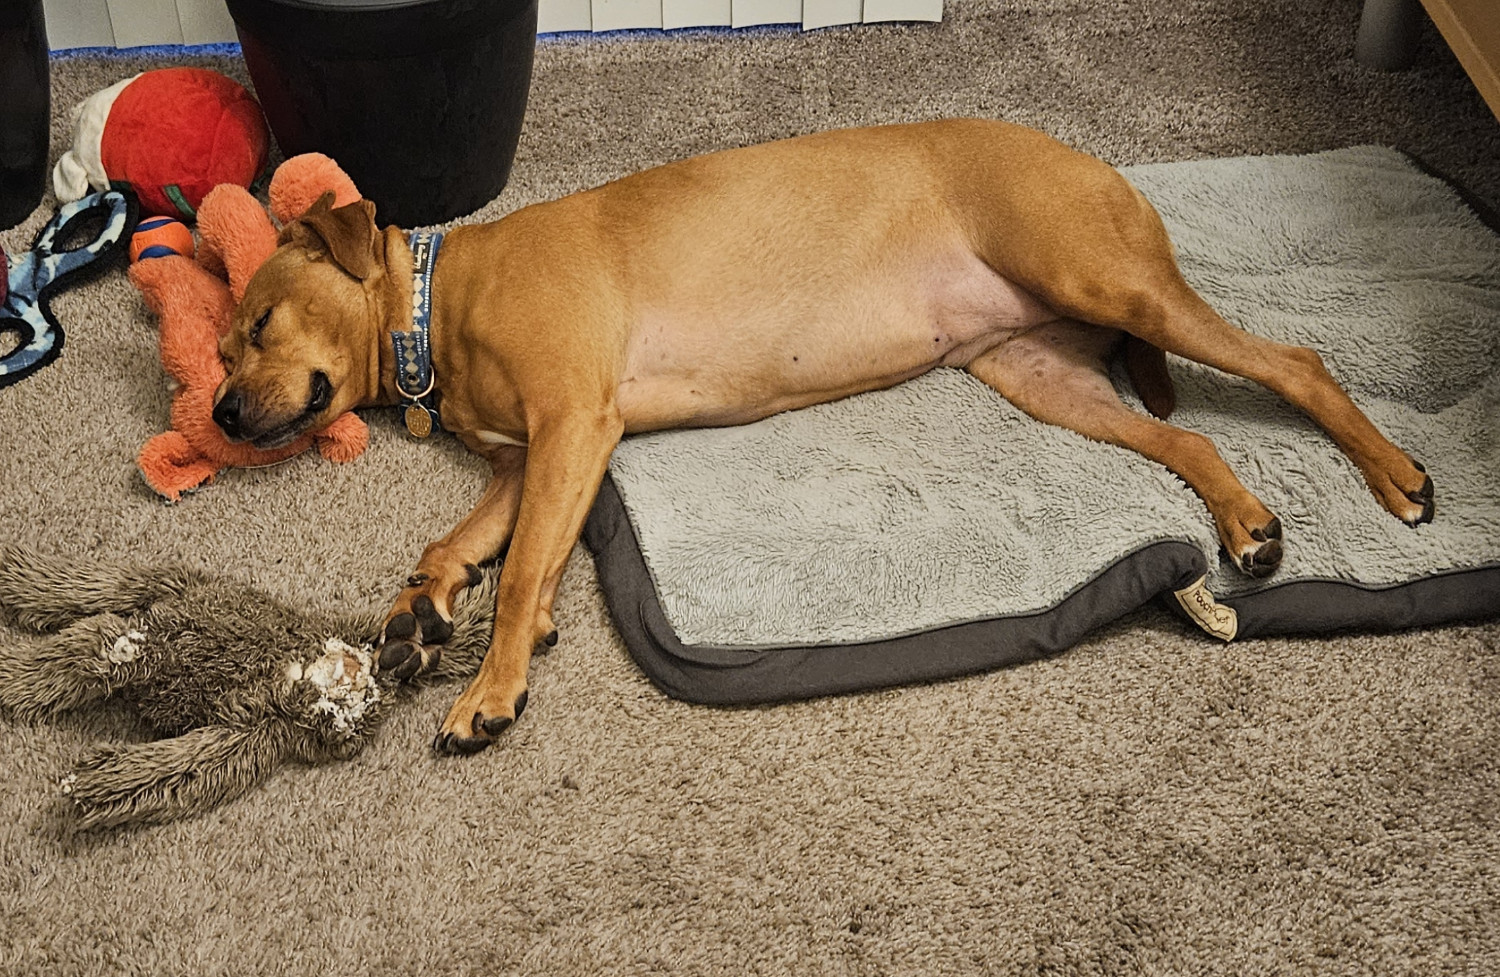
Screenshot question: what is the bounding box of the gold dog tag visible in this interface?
[404,404,433,439]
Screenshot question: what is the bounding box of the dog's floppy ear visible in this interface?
[279,191,380,280]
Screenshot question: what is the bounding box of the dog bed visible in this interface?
[581,146,1500,704]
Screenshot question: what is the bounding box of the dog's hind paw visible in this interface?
[1239,524,1284,579]
[1362,454,1435,527]
[1399,460,1435,527]
[1223,514,1283,579]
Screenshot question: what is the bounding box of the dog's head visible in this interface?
[214,193,385,449]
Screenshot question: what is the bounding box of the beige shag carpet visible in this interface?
[1,1,1497,974]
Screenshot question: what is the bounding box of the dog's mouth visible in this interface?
[247,371,334,450]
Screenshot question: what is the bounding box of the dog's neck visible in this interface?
[367,227,428,409]
[388,230,443,435]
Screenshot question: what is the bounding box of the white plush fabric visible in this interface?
[607,147,1500,648]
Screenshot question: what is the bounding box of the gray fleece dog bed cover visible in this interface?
[582,146,1500,704]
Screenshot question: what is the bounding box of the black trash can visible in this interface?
[0,0,50,232]
[226,0,538,228]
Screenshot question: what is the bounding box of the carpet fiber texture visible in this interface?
[2,2,1499,975]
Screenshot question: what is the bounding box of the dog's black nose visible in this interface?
[213,390,244,440]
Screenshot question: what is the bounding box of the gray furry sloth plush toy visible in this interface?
[0,546,497,832]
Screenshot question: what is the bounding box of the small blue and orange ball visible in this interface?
[130,216,195,263]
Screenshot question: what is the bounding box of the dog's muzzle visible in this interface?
[213,371,332,447]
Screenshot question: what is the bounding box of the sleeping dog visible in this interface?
[211,119,1434,754]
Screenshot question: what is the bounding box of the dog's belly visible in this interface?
[614,247,1055,432]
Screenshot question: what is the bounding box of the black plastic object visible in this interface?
[226,0,538,228]
[0,0,50,232]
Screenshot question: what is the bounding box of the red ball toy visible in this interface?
[53,68,270,222]
[130,217,195,263]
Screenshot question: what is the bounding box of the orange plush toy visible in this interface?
[131,154,369,502]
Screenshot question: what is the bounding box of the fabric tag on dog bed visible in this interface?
[583,146,1500,704]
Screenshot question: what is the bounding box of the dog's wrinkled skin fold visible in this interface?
[214,119,1434,755]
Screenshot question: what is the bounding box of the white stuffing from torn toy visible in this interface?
[287,638,381,735]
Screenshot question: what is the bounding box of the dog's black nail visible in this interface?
[465,563,483,587]
[384,612,417,642]
[433,732,450,753]
[544,629,558,647]
[1406,475,1434,504]
[1413,459,1426,473]
[406,572,429,588]
[481,714,514,736]
[413,595,454,643]
[379,639,418,672]
[513,689,528,720]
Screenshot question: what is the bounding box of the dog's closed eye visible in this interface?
[249,309,272,348]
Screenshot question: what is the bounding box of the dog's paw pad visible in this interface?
[383,612,418,642]
[378,639,418,672]
[377,640,440,681]
[411,595,454,644]
[1240,537,1283,578]
[1249,517,1282,543]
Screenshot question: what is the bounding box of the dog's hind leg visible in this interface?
[967,321,1286,576]
[0,613,130,722]
[996,167,1432,530]
[1087,279,1433,529]
[0,546,191,632]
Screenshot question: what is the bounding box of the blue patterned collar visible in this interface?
[392,230,443,437]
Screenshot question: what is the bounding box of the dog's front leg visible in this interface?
[433,407,623,755]
[376,446,525,680]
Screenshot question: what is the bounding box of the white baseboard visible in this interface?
[45,0,941,50]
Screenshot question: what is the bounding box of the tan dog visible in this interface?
[215,119,1434,755]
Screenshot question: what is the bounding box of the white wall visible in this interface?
[44,0,940,48]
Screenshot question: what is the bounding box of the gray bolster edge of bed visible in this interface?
[585,474,1210,705]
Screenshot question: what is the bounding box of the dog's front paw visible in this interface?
[432,676,529,756]
[376,586,456,682]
